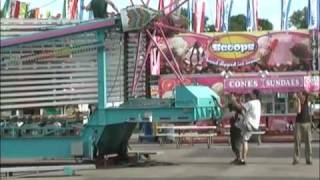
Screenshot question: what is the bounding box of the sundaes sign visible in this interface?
[224,76,305,93]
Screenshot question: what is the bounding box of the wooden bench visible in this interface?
[250,131,265,145]
[103,153,119,167]
[156,125,217,148]
[173,133,217,149]
[128,150,163,162]
[138,135,157,142]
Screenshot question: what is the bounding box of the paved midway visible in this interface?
[16,142,319,180]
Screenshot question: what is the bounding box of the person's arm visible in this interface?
[294,97,301,114]
[230,95,246,114]
[106,0,119,13]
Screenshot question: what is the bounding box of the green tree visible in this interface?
[290,7,307,29]
[258,18,273,30]
[180,7,215,32]
[229,14,246,31]
[180,7,188,18]
[228,14,273,31]
[205,24,215,32]
[204,16,216,32]
[0,10,3,18]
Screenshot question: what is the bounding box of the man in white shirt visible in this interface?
[234,89,261,165]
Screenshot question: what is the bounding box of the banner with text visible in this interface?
[160,30,317,74]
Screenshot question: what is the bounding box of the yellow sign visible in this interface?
[209,34,257,61]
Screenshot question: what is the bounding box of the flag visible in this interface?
[79,0,84,20]
[281,0,292,30]
[35,8,40,19]
[200,1,205,32]
[188,0,193,31]
[162,0,178,14]
[215,0,224,32]
[146,0,151,6]
[62,0,67,18]
[222,0,233,32]
[308,0,320,29]
[11,0,20,18]
[168,0,174,12]
[18,2,28,19]
[2,0,11,18]
[69,0,78,19]
[158,0,164,10]
[246,0,259,31]
[193,0,205,33]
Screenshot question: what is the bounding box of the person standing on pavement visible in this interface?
[232,89,261,165]
[84,0,119,18]
[293,92,313,165]
[228,94,244,164]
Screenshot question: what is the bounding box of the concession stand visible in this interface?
[154,30,319,136]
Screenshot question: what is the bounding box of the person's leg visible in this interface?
[230,128,241,163]
[230,129,237,157]
[293,123,301,164]
[238,140,248,165]
[242,141,249,161]
[239,131,251,165]
[303,123,312,164]
[234,129,242,160]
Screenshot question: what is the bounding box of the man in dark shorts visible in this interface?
[228,102,243,164]
[85,0,119,18]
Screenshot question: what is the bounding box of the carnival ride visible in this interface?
[0,2,222,163]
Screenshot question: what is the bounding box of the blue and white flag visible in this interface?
[246,0,259,31]
[222,0,233,32]
[281,0,292,30]
[188,0,193,31]
[1,0,12,18]
[215,0,224,32]
[308,0,320,29]
[79,0,84,20]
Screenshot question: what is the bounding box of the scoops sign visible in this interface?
[209,34,258,66]
[162,31,312,69]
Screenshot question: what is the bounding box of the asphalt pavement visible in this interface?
[13,142,319,180]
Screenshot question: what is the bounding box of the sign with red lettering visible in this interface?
[160,31,312,74]
[304,76,320,92]
[224,76,305,93]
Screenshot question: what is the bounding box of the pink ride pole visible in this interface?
[158,27,184,80]
[145,29,184,83]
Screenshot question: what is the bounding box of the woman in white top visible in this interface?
[233,89,261,165]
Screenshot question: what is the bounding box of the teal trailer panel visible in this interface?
[1,136,81,160]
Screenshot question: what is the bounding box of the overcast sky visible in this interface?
[1,0,308,30]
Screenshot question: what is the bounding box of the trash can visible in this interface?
[142,122,155,142]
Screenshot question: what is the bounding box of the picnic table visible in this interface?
[223,124,266,145]
[156,125,217,148]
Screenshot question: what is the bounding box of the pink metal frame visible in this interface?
[131,0,200,96]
